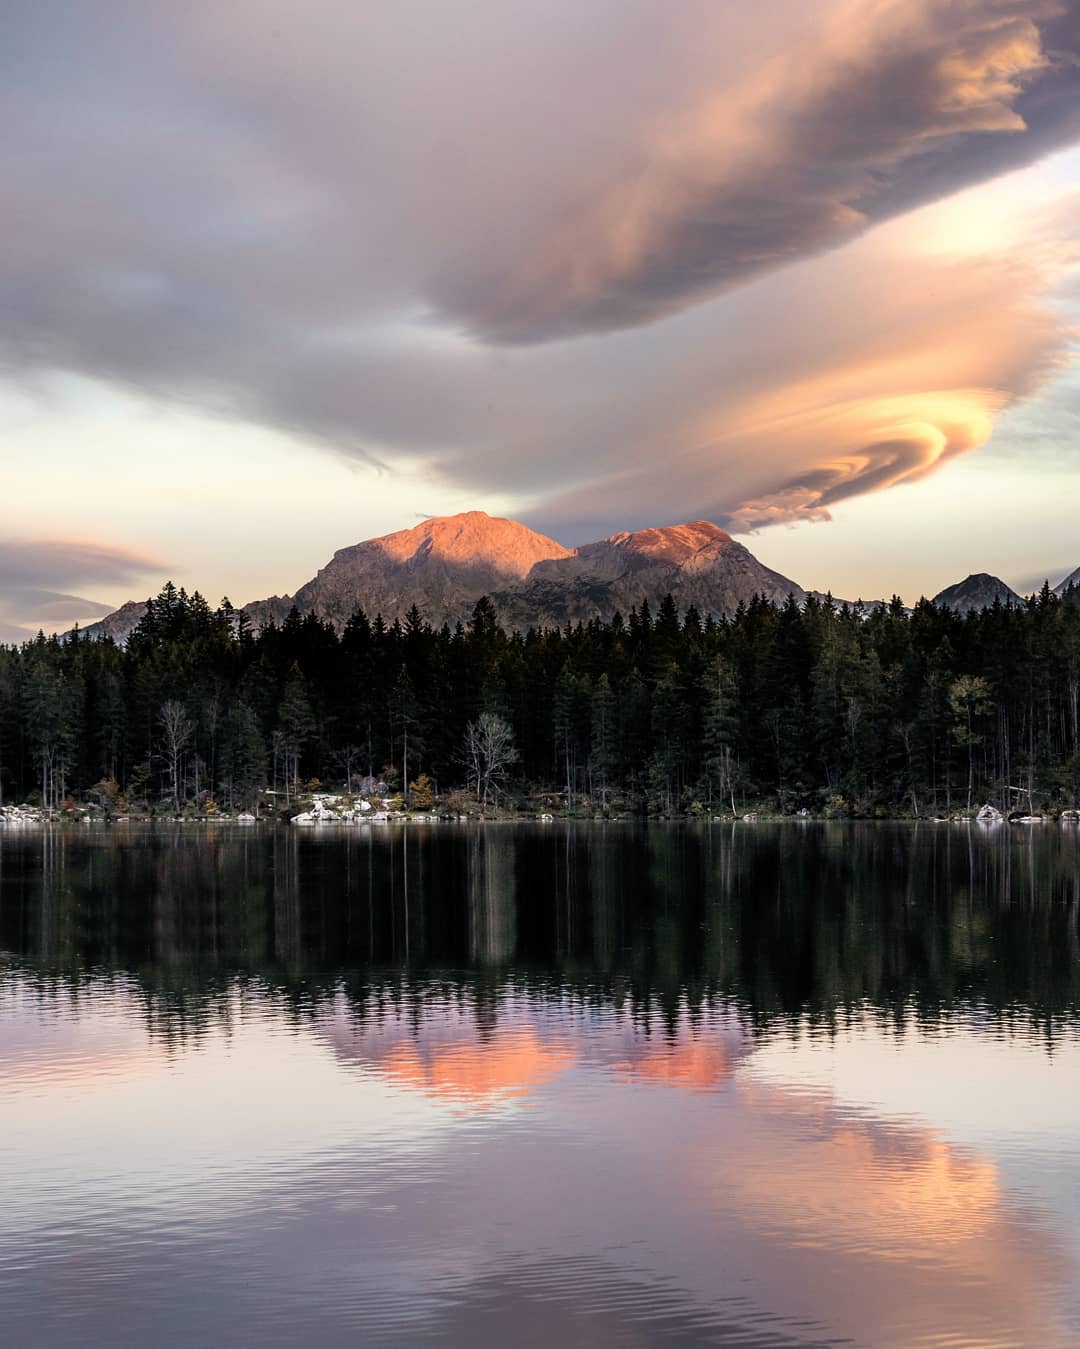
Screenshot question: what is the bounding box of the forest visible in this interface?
[1,581,1079,818]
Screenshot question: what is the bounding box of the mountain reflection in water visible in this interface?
[0,822,1078,1348]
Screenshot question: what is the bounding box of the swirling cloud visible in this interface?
[1,0,1077,555]
[524,239,1071,534]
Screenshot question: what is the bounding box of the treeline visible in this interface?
[1,580,1079,815]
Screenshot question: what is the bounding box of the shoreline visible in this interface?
[3,811,1078,829]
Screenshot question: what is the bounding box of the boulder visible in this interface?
[0,804,45,826]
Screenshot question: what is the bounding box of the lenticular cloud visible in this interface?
[1,0,1078,538]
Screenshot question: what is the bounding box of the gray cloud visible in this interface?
[0,540,166,639]
[1,0,1078,542]
[0,540,167,591]
[0,620,31,645]
[7,589,114,622]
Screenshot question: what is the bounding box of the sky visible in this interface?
[2,0,1079,639]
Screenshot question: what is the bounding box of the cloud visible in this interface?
[0,540,166,640]
[521,238,1072,534]
[6,589,114,622]
[0,540,166,591]
[0,619,32,646]
[431,0,1080,341]
[0,1,1078,546]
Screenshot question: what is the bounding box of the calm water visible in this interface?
[1,824,1079,1348]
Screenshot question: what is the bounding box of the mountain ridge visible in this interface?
[490,519,805,628]
[76,512,807,641]
[1054,565,1080,596]
[66,513,1070,644]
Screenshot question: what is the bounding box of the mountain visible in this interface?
[58,512,812,645]
[490,520,804,627]
[243,513,802,631]
[932,573,1021,615]
[1054,566,1080,597]
[74,519,1080,642]
[66,513,807,643]
[245,512,572,630]
[74,598,150,645]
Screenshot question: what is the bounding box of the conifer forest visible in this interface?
[2,583,1080,818]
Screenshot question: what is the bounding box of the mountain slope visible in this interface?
[1054,566,1080,596]
[492,520,804,626]
[932,574,1021,615]
[53,522,1080,647]
[73,599,149,645]
[245,512,572,629]
[63,512,807,642]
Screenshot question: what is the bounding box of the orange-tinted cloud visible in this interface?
[433,0,1079,340]
[529,239,1071,533]
[2,1,1078,548]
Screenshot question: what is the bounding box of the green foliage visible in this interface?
[3,583,1080,816]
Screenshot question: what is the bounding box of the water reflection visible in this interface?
[323,999,576,1110]
[0,823,1078,1347]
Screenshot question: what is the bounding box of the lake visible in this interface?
[1,822,1078,1347]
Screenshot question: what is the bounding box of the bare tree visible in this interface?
[159,700,194,810]
[462,712,519,809]
[334,744,362,795]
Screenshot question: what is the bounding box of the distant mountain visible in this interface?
[807,591,899,613]
[74,598,150,645]
[1054,566,1080,597]
[932,574,1021,615]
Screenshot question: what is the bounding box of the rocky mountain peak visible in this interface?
[357,511,571,578]
[932,573,1021,615]
[603,520,735,564]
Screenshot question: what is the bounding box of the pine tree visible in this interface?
[277,663,314,800]
[589,674,619,804]
[228,701,267,810]
[702,655,739,812]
